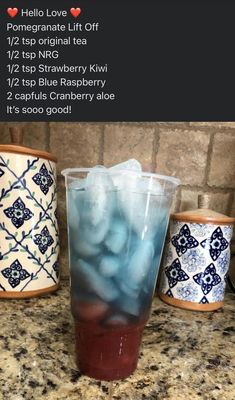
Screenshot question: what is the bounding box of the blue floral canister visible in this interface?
[0,128,59,298]
[159,204,235,311]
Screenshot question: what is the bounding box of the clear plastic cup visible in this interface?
[62,167,180,381]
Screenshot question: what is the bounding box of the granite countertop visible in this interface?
[0,281,235,400]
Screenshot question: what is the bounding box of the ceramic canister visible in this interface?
[0,129,59,298]
[159,203,235,311]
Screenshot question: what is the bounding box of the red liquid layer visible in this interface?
[75,322,144,381]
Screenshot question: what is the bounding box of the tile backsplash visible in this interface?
[1,122,235,278]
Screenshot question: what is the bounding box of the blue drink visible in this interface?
[62,167,179,380]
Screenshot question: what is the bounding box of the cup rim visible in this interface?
[61,167,181,186]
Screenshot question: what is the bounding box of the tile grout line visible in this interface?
[179,184,235,194]
[99,124,105,165]
[227,192,234,216]
[203,131,215,187]
[153,123,160,172]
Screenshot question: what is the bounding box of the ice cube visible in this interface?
[99,255,120,277]
[110,168,140,192]
[104,314,128,326]
[84,167,115,227]
[118,177,167,239]
[86,165,107,186]
[117,294,140,316]
[71,297,109,322]
[82,216,110,245]
[72,234,101,257]
[69,179,86,191]
[76,259,119,302]
[105,219,128,254]
[141,177,163,196]
[109,159,142,172]
[119,281,140,299]
[126,240,154,287]
[135,199,169,240]
[109,160,142,195]
[142,253,161,295]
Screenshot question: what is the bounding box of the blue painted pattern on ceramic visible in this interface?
[160,220,233,305]
[171,224,199,257]
[0,154,59,293]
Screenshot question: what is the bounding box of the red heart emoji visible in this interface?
[7,7,18,18]
[70,8,81,18]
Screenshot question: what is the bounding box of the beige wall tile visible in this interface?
[208,132,235,188]
[156,129,210,185]
[180,189,202,212]
[50,122,103,172]
[103,124,155,167]
[229,194,235,218]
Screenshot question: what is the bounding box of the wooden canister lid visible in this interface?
[0,127,57,163]
[171,194,235,225]
[171,209,235,225]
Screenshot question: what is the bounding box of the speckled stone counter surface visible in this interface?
[0,281,234,400]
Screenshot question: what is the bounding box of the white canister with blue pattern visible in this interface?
[0,130,59,298]
[159,207,235,311]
